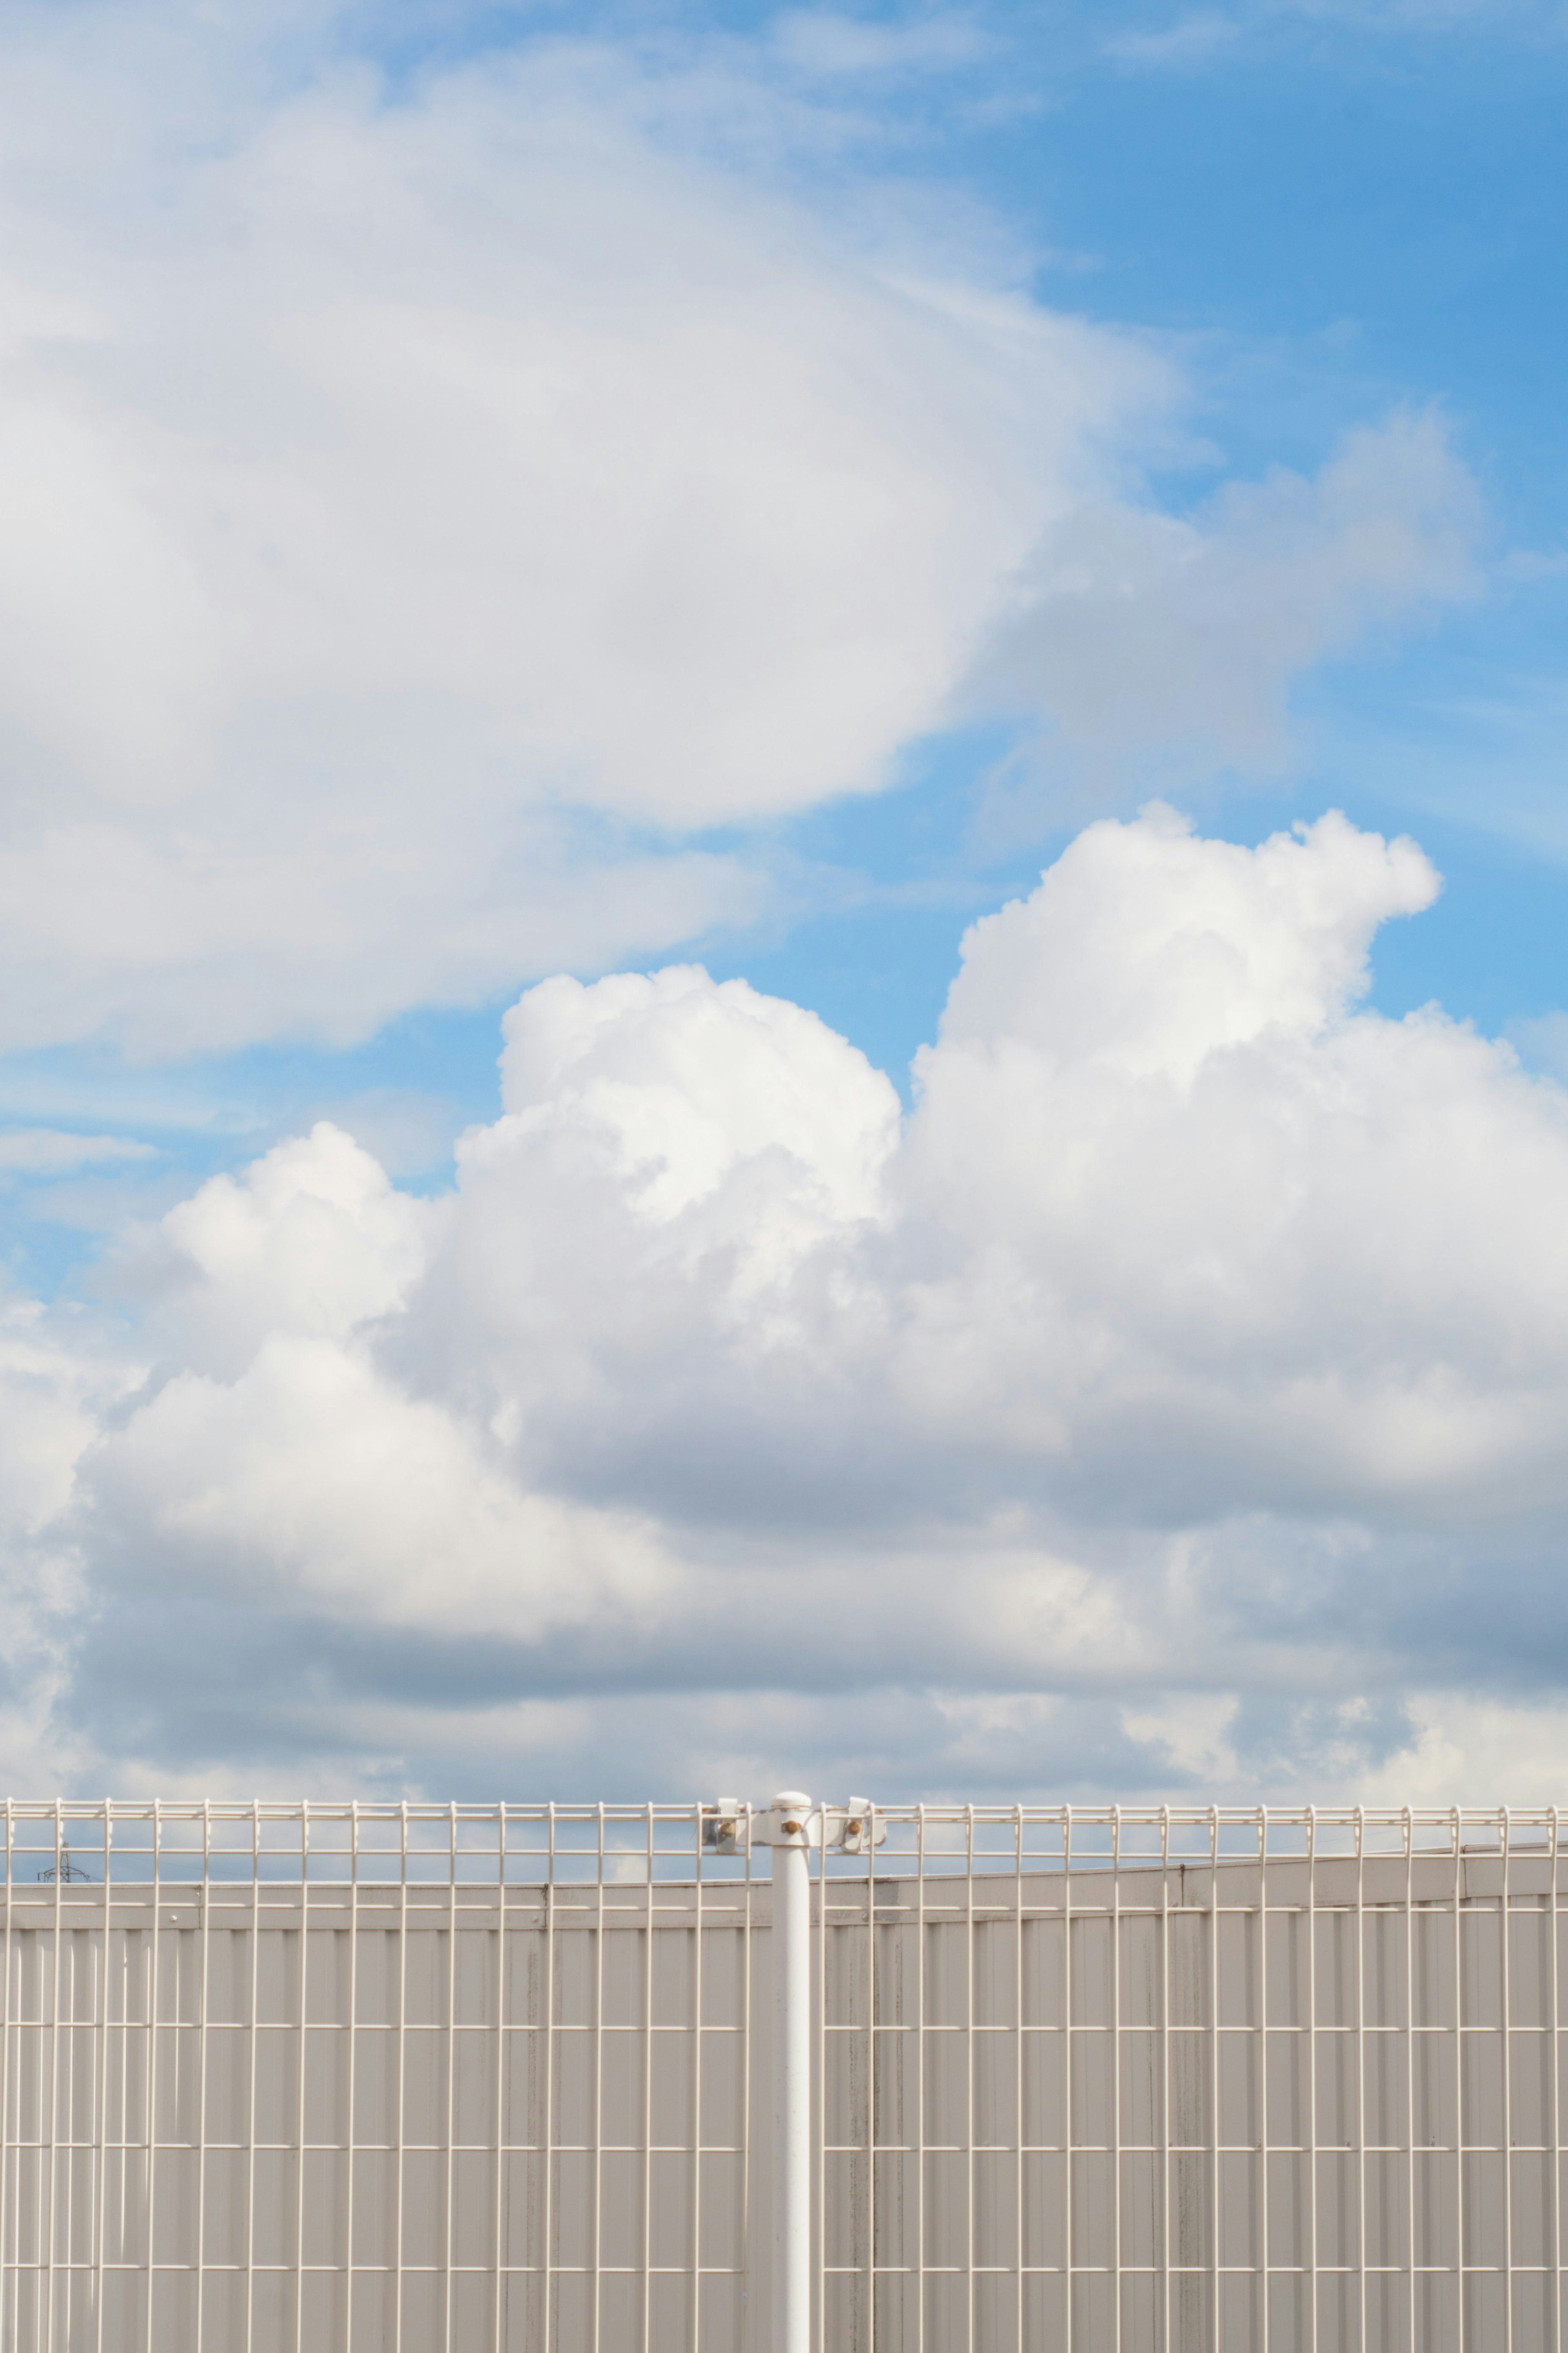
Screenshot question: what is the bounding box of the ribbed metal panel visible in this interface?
[0,1802,1559,2350]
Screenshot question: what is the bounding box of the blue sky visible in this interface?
[1,0,1567,1799]
[11,0,1568,1242]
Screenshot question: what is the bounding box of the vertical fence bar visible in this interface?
[865,1806,877,2353]
[1014,1804,1024,2353]
[916,1805,927,2353]
[1064,1805,1074,2353]
[2,1796,11,2353]
[94,1800,112,2353]
[295,1805,312,2353]
[542,1805,557,2353]
[965,1805,976,2353]
[1404,1807,1416,2353]
[772,1793,811,2353]
[1501,1807,1515,2353]
[346,1801,361,2353]
[1208,1805,1220,2353]
[1160,1807,1171,2353]
[1551,1804,1563,2353]
[444,1804,459,2353]
[691,1803,705,2353]
[1258,1807,1270,2353]
[146,1798,163,2353]
[1454,1806,1466,2353]
[394,1802,409,2353]
[1112,1807,1123,2353]
[64,1810,79,2353]
[739,1805,752,2353]
[47,1797,62,2353]
[642,1805,655,2353]
[592,1804,606,2353]
[245,1802,261,2353]
[815,1807,825,2353]
[1306,1806,1319,2353]
[1354,1806,1367,2353]
[492,1806,506,2353]
[196,1800,212,2353]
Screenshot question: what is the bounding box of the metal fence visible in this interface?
[0,1796,1561,2351]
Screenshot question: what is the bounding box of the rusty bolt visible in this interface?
[781,1819,802,1836]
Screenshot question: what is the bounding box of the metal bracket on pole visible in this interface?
[700,1796,885,1857]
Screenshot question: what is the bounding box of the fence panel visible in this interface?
[0,1800,1557,2350]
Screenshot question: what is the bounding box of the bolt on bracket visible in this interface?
[701,1797,885,1856]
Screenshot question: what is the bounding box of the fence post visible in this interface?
[772,1790,813,2353]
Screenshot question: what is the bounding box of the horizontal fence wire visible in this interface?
[0,1802,1559,2350]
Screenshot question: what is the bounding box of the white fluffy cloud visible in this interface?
[94,1331,678,1640]
[9,803,1568,1798]
[153,1123,428,1375]
[0,3,1482,1053]
[893,805,1568,1522]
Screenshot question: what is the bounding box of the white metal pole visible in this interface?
[772,1791,813,2353]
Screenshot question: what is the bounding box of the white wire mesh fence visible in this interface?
[0,1798,1559,2351]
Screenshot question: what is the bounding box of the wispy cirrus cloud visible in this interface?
[0,1132,156,1173]
[768,9,993,76]
[0,2,1166,1056]
[1105,12,1246,64]
[1105,0,1559,61]
[967,408,1483,815]
[0,0,1494,1063]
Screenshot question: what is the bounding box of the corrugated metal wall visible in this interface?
[0,1803,1560,2351]
[0,1877,760,2353]
[826,1849,1561,2353]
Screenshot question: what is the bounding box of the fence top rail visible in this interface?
[0,1800,1555,1818]
[0,1798,1559,1888]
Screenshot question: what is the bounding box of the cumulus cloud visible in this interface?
[0,1299,140,1790]
[0,3,1486,1055]
[2,804,1563,1799]
[91,1332,678,1640]
[152,1123,428,1375]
